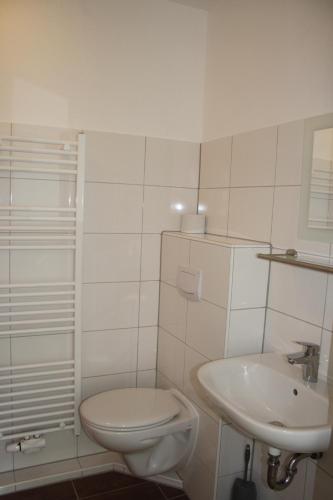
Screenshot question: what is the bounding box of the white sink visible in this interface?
[197,353,333,453]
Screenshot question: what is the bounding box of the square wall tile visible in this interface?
[11,334,73,365]
[186,300,227,360]
[139,281,159,326]
[226,309,265,358]
[143,186,197,233]
[161,235,190,287]
[230,126,277,187]
[324,275,333,332]
[0,471,14,494]
[145,137,199,188]
[13,431,76,470]
[159,282,187,341]
[268,262,327,327]
[83,234,141,283]
[85,130,145,184]
[82,282,139,331]
[82,329,138,377]
[156,371,177,391]
[138,327,158,370]
[190,241,231,308]
[228,187,274,242]
[14,459,81,490]
[183,346,217,419]
[318,329,333,382]
[141,234,161,281]
[137,370,157,388]
[157,328,185,389]
[200,137,232,188]
[219,425,252,476]
[271,186,330,256]
[305,462,333,500]
[312,422,333,480]
[78,451,123,476]
[264,309,322,354]
[0,451,12,476]
[194,403,220,470]
[275,120,304,186]
[82,372,137,399]
[79,451,121,475]
[231,247,269,309]
[182,455,216,500]
[198,188,229,235]
[78,428,106,457]
[84,183,143,233]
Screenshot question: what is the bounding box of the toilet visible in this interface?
[80,387,199,477]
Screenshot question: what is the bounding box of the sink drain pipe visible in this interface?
[267,448,322,491]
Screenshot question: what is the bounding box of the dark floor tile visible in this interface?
[158,484,185,499]
[0,481,76,500]
[89,482,165,500]
[73,471,146,498]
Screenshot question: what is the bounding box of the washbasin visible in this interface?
[197,352,333,453]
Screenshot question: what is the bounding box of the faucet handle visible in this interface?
[295,341,320,356]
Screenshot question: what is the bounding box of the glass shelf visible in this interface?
[257,249,333,274]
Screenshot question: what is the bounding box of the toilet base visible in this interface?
[124,428,194,477]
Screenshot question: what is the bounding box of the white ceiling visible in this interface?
[169,0,211,11]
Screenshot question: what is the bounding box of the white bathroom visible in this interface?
[0,1,333,499]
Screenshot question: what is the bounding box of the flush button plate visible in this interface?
[176,266,202,301]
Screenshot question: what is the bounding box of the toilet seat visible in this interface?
[80,388,180,432]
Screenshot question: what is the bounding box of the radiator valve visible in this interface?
[6,435,46,454]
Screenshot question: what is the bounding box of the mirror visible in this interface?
[299,113,333,243]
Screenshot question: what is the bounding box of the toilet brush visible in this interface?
[231,444,257,500]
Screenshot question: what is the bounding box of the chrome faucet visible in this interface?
[287,341,320,383]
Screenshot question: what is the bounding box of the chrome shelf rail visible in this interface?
[257,249,333,273]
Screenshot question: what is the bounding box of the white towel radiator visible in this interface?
[0,133,85,442]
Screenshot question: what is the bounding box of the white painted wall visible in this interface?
[203,0,333,140]
[0,0,207,141]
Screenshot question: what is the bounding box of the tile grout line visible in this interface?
[225,135,233,236]
[136,135,147,386]
[71,479,80,500]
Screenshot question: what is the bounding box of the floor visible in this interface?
[0,471,190,500]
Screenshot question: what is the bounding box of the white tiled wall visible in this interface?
[199,118,333,499]
[81,128,199,455]
[0,123,199,473]
[157,232,269,500]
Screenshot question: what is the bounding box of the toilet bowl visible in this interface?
[79,387,199,477]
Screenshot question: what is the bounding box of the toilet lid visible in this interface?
[80,388,180,431]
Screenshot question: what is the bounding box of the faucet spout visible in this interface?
[287,341,320,383]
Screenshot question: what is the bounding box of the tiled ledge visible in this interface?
[0,452,183,496]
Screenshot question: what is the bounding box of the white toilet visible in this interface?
[80,387,199,477]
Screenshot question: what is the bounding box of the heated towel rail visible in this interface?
[0,133,85,441]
